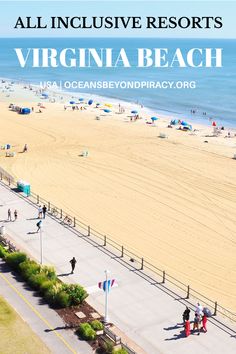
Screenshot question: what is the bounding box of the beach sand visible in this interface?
[0,82,236,312]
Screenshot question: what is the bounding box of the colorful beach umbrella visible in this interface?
[79,98,84,102]
[105,103,112,108]
[131,110,138,114]
[104,109,111,113]
[70,101,75,104]
[88,99,93,105]
[151,116,158,121]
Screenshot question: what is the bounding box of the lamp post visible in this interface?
[40,223,43,265]
[104,269,109,324]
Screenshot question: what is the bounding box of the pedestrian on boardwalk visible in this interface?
[42,205,47,219]
[36,220,42,233]
[38,205,43,219]
[192,313,201,335]
[70,257,77,274]
[201,313,208,333]
[184,320,191,337]
[14,210,18,221]
[7,208,12,221]
[182,306,190,323]
[195,302,203,316]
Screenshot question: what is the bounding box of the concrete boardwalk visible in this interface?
[0,181,236,354]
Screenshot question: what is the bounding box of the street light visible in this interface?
[40,223,43,265]
[104,269,110,324]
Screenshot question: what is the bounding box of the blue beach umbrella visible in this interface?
[42,93,48,97]
[79,98,84,102]
[181,121,188,126]
[88,99,93,105]
[70,101,75,104]
[131,110,138,114]
[151,116,158,121]
[104,109,111,113]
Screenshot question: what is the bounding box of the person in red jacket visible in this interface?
[201,313,208,332]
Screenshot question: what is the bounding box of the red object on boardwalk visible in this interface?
[185,320,191,337]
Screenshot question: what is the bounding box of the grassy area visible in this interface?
[0,296,51,354]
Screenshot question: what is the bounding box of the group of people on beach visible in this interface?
[182,303,208,337]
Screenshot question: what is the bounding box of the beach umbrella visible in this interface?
[104,109,111,113]
[181,121,188,126]
[212,121,217,126]
[105,103,112,108]
[88,99,93,105]
[42,92,48,97]
[70,101,75,104]
[151,116,158,121]
[79,98,84,102]
[131,110,138,114]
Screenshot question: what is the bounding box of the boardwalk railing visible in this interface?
[0,169,236,324]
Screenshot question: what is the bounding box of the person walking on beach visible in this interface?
[42,205,47,219]
[201,313,208,333]
[23,144,28,153]
[70,257,77,274]
[38,205,43,219]
[36,220,42,233]
[7,208,12,221]
[14,210,18,221]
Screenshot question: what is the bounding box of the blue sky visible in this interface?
[0,1,235,38]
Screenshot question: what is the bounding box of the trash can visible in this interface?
[17,180,31,196]
[0,225,5,235]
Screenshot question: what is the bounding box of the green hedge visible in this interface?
[90,320,104,331]
[1,249,88,309]
[0,244,9,259]
[5,252,27,270]
[78,323,96,341]
[62,284,88,306]
[113,349,128,354]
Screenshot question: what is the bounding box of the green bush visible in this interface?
[41,265,57,281]
[53,290,70,308]
[5,252,27,271]
[97,339,114,354]
[28,272,49,290]
[90,320,104,331]
[62,284,88,305]
[112,349,128,354]
[78,323,96,341]
[19,260,41,280]
[39,279,57,296]
[0,244,9,259]
[44,282,63,306]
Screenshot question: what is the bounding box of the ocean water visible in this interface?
[0,37,235,127]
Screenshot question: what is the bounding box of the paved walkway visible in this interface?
[0,260,92,354]
[0,181,236,354]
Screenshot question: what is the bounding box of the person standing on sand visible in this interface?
[70,257,77,274]
[7,209,12,221]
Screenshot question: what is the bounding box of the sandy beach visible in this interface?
[0,81,236,312]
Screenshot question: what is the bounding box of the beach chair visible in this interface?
[6,152,15,157]
[159,133,168,139]
[80,150,89,157]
